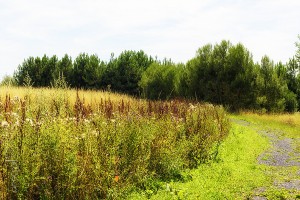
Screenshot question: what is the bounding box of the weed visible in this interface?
[0,86,230,199]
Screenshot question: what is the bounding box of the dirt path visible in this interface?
[258,130,300,167]
[231,118,300,199]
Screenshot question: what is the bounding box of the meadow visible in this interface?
[0,86,230,199]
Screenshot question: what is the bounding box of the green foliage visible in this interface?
[129,121,270,200]
[284,57,300,111]
[0,75,16,86]
[14,55,56,87]
[131,112,300,199]
[73,53,106,89]
[139,62,179,99]
[55,54,73,86]
[102,50,153,95]
[12,36,300,113]
[51,72,69,89]
[255,56,294,112]
[185,41,257,111]
[185,44,212,100]
[23,72,33,87]
[296,34,300,64]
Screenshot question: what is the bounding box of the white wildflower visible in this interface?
[15,119,20,127]
[92,130,98,137]
[11,112,19,118]
[84,119,90,124]
[189,103,196,110]
[11,96,20,105]
[26,118,34,126]
[36,121,42,126]
[1,121,9,128]
[67,117,76,122]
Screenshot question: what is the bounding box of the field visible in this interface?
[1,86,299,199]
[0,86,229,199]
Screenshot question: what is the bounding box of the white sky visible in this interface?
[1,0,300,79]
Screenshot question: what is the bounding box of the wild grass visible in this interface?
[128,123,271,199]
[0,86,230,199]
[237,111,300,138]
[0,85,136,105]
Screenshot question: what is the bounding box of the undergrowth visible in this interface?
[128,123,271,199]
[0,86,230,199]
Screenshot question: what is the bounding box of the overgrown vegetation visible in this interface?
[0,86,229,199]
[10,36,300,112]
[128,112,300,199]
[128,121,271,199]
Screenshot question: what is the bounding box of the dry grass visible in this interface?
[0,86,137,104]
[241,111,300,127]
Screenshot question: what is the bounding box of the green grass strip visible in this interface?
[129,122,271,199]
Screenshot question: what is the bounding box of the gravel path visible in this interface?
[231,118,300,199]
[258,130,300,167]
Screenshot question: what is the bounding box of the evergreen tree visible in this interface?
[102,50,153,95]
[56,54,73,87]
[139,62,178,99]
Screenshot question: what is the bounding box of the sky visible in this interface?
[0,0,300,80]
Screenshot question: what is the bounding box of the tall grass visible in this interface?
[238,111,300,138]
[241,111,300,127]
[0,86,230,199]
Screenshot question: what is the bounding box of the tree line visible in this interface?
[5,37,300,112]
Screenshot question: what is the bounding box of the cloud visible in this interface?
[0,0,300,79]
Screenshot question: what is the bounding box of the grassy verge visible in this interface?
[128,122,271,199]
[233,112,300,137]
[232,113,300,199]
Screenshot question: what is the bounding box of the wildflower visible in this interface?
[11,112,19,118]
[189,103,196,110]
[166,183,170,191]
[1,121,9,128]
[12,96,20,104]
[67,117,76,122]
[14,96,19,101]
[26,118,34,126]
[114,175,119,182]
[91,130,99,137]
[36,121,42,126]
[15,119,20,127]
